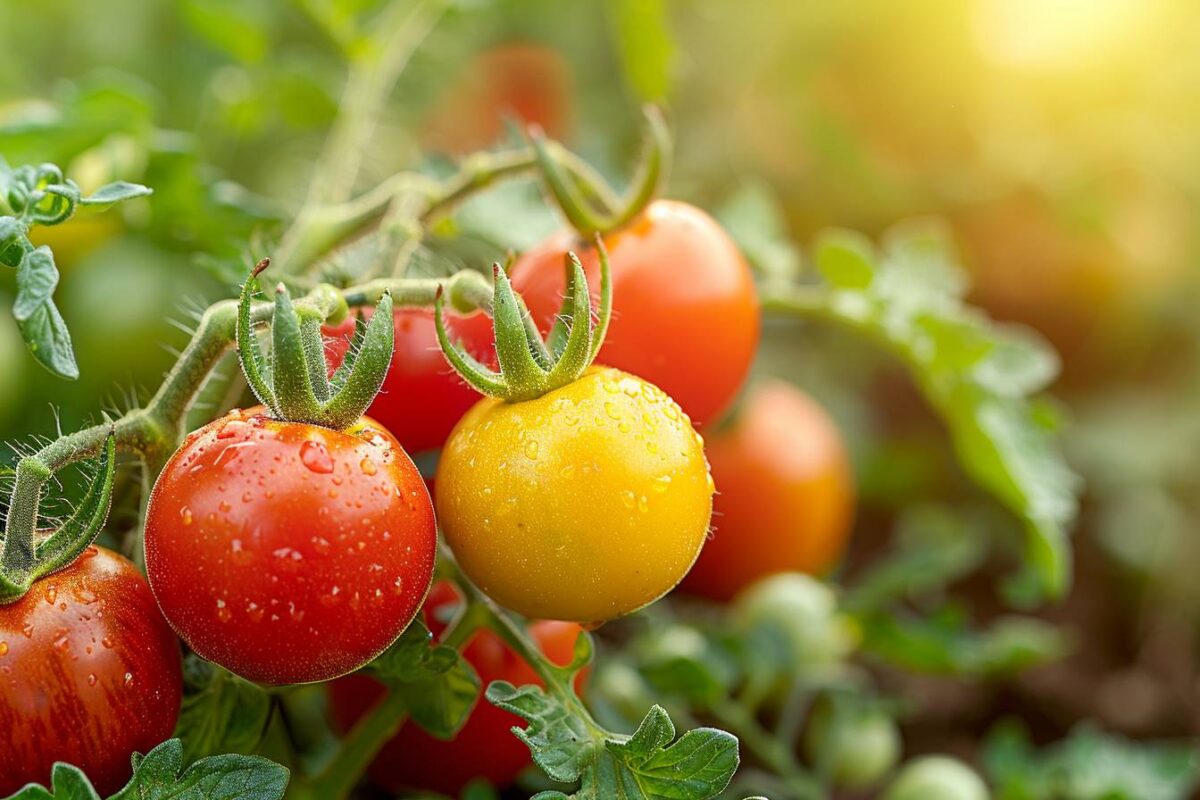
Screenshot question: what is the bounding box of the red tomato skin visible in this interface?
[324,307,494,453]
[328,582,584,796]
[144,408,436,685]
[511,200,760,427]
[682,381,855,602]
[0,546,182,796]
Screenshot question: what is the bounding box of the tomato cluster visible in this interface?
[2,186,856,795]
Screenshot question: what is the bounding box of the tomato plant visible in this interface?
[0,546,182,796]
[682,380,855,601]
[328,581,584,795]
[323,306,494,454]
[144,272,436,685]
[435,254,714,622]
[512,199,760,427]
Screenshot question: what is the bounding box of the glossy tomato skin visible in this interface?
[511,200,760,427]
[0,546,182,796]
[324,307,494,454]
[328,582,584,796]
[437,367,714,622]
[683,381,854,601]
[144,408,436,685]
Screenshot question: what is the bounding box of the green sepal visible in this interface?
[235,259,394,431]
[531,106,671,238]
[0,433,116,605]
[436,241,613,404]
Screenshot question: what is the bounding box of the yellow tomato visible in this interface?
[436,367,714,622]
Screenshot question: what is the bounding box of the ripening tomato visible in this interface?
[323,307,494,454]
[510,200,760,427]
[0,546,182,796]
[328,582,584,795]
[144,408,436,685]
[682,381,854,601]
[437,366,714,622]
[884,756,989,800]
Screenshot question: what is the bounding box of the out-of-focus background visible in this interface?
[2,0,1198,770]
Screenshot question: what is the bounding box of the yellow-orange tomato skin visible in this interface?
[436,367,714,622]
[682,381,855,602]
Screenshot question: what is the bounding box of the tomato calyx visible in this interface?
[530,105,671,238]
[238,258,395,430]
[0,433,116,603]
[435,243,612,403]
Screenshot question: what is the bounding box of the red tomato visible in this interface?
[511,200,760,427]
[328,582,584,796]
[324,307,494,454]
[0,546,182,796]
[422,42,572,153]
[682,381,855,601]
[144,408,436,685]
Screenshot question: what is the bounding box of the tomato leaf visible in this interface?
[1,739,287,800]
[487,683,740,800]
[607,0,675,102]
[175,655,273,762]
[16,297,78,380]
[366,618,480,738]
[14,246,60,321]
[772,219,1079,603]
[77,181,152,207]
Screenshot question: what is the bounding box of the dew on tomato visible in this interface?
[0,547,182,796]
[144,407,437,685]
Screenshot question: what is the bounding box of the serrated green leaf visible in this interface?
[175,656,273,762]
[78,181,151,206]
[786,221,1079,600]
[17,298,78,379]
[14,246,59,321]
[2,740,287,800]
[366,618,480,739]
[716,181,801,281]
[487,684,739,800]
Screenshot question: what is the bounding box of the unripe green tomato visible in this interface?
[803,701,900,789]
[733,573,855,670]
[884,756,989,800]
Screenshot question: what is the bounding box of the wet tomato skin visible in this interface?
[0,546,182,796]
[511,200,760,427]
[324,307,494,454]
[328,582,584,796]
[144,408,436,685]
[437,366,714,622]
[682,381,855,601]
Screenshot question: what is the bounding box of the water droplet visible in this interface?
[604,402,621,420]
[603,381,620,394]
[124,672,134,688]
[392,576,405,595]
[76,589,97,604]
[637,495,650,513]
[646,441,660,455]
[246,602,264,623]
[288,601,305,622]
[230,539,253,567]
[241,491,253,503]
[300,440,334,474]
[81,547,98,560]
[216,599,232,623]
[663,404,679,421]
[620,378,642,397]
[618,421,631,433]
[312,536,331,554]
[180,507,193,526]
[360,458,377,476]
[217,419,250,439]
[560,465,576,480]
[44,586,57,605]
[101,636,114,649]
[564,414,580,426]
[21,625,33,639]
[273,547,304,570]
[706,472,716,492]
[524,439,540,460]
[0,642,7,657]
[218,500,232,513]
[319,586,342,608]
[653,475,672,493]
[621,490,637,509]
[87,673,97,687]
[54,635,70,652]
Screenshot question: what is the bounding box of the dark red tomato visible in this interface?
[144,408,436,685]
[324,307,494,454]
[0,546,182,796]
[328,582,584,796]
[682,381,855,602]
[510,200,760,427]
